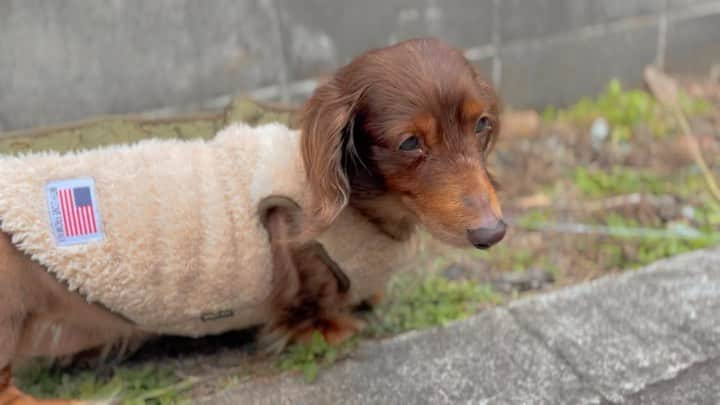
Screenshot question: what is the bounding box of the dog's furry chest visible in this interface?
[0,123,412,337]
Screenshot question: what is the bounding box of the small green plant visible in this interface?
[278,332,357,383]
[371,276,502,336]
[696,199,720,230]
[16,363,194,405]
[598,213,718,268]
[572,166,667,198]
[515,209,552,229]
[542,79,711,141]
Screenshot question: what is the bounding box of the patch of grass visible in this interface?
[16,363,194,405]
[572,166,667,198]
[278,332,358,383]
[369,276,503,337]
[518,165,720,271]
[597,213,718,268]
[696,199,720,230]
[484,242,562,281]
[515,208,553,229]
[542,79,712,141]
[633,236,715,266]
[483,245,539,272]
[544,261,561,281]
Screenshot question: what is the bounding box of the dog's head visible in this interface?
[299,38,505,249]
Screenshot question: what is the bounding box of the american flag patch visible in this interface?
[46,178,103,246]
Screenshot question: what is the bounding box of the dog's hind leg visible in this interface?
[0,326,26,405]
[0,243,84,404]
[0,232,138,404]
[0,232,36,404]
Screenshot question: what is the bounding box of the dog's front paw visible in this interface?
[291,313,366,346]
[261,240,360,353]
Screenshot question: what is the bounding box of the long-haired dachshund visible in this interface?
[0,37,504,404]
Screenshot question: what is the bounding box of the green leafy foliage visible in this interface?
[278,332,357,383]
[572,166,667,198]
[597,213,718,268]
[16,363,193,405]
[524,165,720,270]
[370,276,502,336]
[542,79,712,141]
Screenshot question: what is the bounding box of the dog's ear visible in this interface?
[299,77,365,231]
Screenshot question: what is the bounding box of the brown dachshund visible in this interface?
[0,37,505,404]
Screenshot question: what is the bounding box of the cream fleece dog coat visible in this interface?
[0,123,414,337]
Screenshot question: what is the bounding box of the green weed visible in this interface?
[542,79,712,141]
[278,332,357,383]
[370,276,502,336]
[16,363,194,405]
[598,213,718,268]
[572,166,667,198]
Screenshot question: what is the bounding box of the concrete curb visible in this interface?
[199,246,720,404]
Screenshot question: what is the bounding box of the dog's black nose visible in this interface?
[467,220,506,249]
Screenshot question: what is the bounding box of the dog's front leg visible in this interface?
[258,196,349,293]
[258,197,362,351]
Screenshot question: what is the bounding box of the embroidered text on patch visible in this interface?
[46,178,104,246]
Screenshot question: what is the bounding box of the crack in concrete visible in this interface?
[591,291,707,360]
[619,355,720,403]
[589,295,713,398]
[505,307,618,404]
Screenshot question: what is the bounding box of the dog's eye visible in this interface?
[475,116,492,134]
[399,136,421,151]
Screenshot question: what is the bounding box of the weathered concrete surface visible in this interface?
[3,1,720,132]
[0,0,285,131]
[623,357,720,404]
[199,246,720,404]
[666,11,720,75]
[499,18,660,110]
[498,0,665,42]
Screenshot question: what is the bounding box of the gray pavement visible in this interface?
[198,246,720,404]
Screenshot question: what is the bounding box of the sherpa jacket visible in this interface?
[0,123,414,337]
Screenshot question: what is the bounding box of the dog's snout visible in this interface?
[467,220,506,249]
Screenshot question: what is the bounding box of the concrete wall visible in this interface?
[1,0,719,133]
